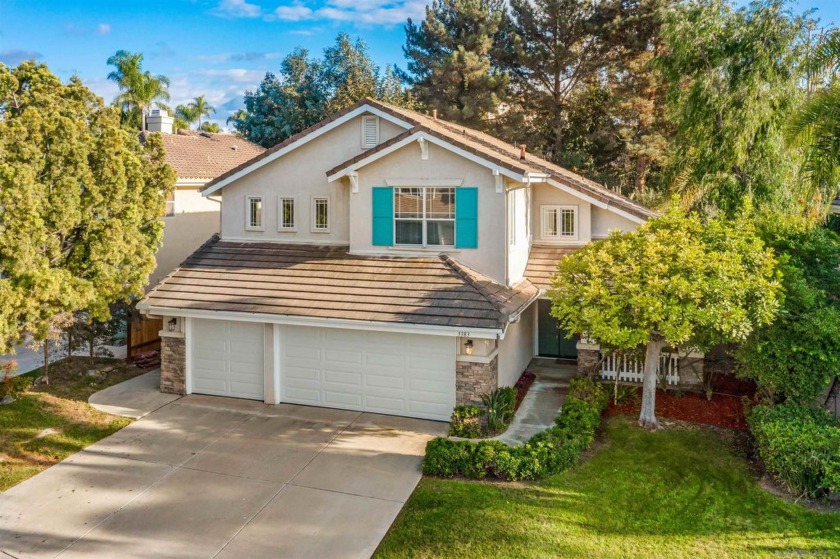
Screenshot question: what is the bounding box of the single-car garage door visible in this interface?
[281,326,455,421]
[191,319,264,400]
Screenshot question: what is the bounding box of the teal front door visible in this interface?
[537,299,579,358]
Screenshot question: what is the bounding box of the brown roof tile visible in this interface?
[139,237,538,331]
[524,245,579,291]
[140,130,265,181]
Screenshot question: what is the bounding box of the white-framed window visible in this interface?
[246,196,263,231]
[541,205,577,240]
[361,115,379,148]
[312,197,330,232]
[279,197,295,231]
[394,187,455,247]
[164,191,175,217]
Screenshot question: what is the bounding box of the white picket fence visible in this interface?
[599,351,680,385]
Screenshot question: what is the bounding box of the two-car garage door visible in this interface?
[189,319,456,421]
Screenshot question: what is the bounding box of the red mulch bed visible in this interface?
[514,370,536,411]
[603,374,757,430]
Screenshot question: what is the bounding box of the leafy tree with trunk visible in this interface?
[787,29,840,218]
[0,61,176,355]
[402,0,509,129]
[655,0,808,218]
[199,122,221,133]
[187,95,216,130]
[107,50,171,131]
[549,206,781,429]
[232,34,413,148]
[737,223,840,404]
[174,103,198,131]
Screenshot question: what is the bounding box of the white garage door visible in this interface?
[281,326,455,421]
[191,319,264,401]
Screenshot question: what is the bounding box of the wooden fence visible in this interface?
[599,351,680,385]
[127,316,162,358]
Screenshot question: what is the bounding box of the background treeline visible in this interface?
[231,0,840,223]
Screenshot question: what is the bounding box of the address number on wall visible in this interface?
[457,332,471,337]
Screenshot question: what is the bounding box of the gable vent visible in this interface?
[361,115,379,148]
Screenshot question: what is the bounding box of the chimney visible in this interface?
[519,144,527,161]
[147,109,174,134]
[431,109,438,120]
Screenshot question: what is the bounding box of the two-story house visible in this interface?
[137,99,655,421]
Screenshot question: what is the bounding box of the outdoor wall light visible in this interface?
[168,318,177,332]
[464,339,474,355]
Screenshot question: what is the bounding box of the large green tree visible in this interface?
[233,34,413,148]
[656,0,807,217]
[402,0,509,129]
[549,207,781,428]
[0,62,176,353]
[187,95,216,130]
[107,50,171,131]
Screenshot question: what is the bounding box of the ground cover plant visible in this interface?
[376,416,840,558]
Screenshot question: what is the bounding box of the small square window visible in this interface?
[246,196,263,230]
[279,198,295,230]
[542,205,577,240]
[312,197,329,232]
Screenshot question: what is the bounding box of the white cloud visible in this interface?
[210,0,262,18]
[196,51,283,63]
[96,23,111,35]
[272,0,426,26]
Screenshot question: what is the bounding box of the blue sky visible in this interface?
[0,0,838,126]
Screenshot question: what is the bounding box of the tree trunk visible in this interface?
[634,155,647,193]
[43,342,50,386]
[638,336,665,430]
[141,103,146,131]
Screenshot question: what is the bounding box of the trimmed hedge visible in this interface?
[424,376,608,481]
[748,403,840,499]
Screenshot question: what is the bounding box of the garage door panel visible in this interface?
[280,326,455,421]
[191,319,264,401]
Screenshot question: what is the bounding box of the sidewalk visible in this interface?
[88,369,180,419]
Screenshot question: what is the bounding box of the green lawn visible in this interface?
[0,358,140,491]
[375,417,840,559]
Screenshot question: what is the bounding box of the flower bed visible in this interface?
[514,370,536,411]
[604,387,749,430]
[425,376,608,481]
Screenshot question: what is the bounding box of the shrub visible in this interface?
[449,405,484,438]
[424,375,608,481]
[483,387,516,434]
[1,361,30,398]
[748,403,840,499]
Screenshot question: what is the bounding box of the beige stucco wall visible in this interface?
[174,186,219,214]
[349,140,507,284]
[591,207,638,238]
[150,210,219,289]
[498,302,536,387]
[531,183,592,244]
[218,114,407,244]
[507,184,532,284]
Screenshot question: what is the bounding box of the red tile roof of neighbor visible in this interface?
[140,237,539,331]
[199,98,655,221]
[140,130,265,181]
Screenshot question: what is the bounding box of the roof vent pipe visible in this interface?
[519,144,527,161]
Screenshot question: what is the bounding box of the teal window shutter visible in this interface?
[455,187,478,249]
[372,186,394,246]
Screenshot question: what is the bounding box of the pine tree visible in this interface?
[0,62,177,353]
[402,0,509,128]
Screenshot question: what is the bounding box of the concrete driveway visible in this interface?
[0,395,446,558]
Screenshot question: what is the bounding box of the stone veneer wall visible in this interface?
[577,348,601,375]
[160,336,186,395]
[678,355,704,386]
[456,356,498,406]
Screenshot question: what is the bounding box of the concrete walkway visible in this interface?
[1,392,446,559]
[494,359,575,445]
[89,370,180,419]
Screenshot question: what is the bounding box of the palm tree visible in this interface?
[175,104,199,130]
[107,50,170,131]
[787,31,840,217]
[188,95,216,131]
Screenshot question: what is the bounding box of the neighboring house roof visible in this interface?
[525,246,579,291]
[139,237,538,332]
[140,130,265,181]
[198,98,654,221]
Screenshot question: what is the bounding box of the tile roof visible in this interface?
[140,130,265,181]
[524,245,579,291]
[326,99,656,221]
[139,237,539,331]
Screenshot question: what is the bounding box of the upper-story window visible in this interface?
[542,205,577,240]
[395,187,455,246]
[246,196,263,231]
[279,198,295,230]
[361,115,379,148]
[312,197,330,232]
